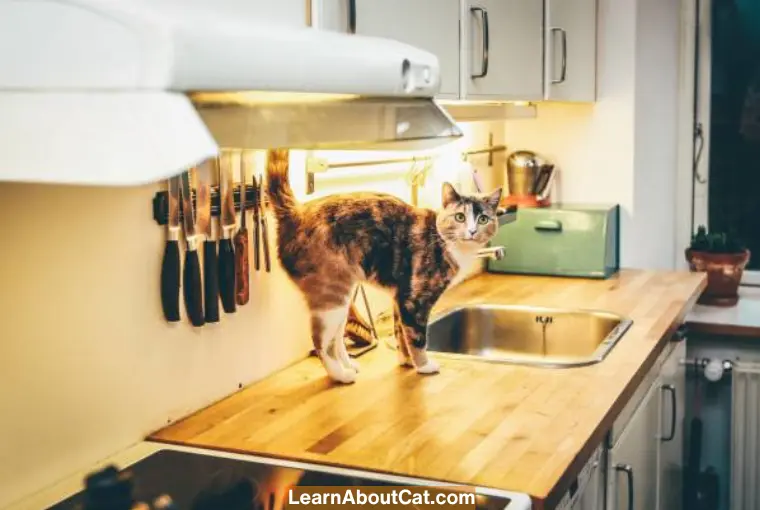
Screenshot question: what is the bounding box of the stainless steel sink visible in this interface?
[424,304,633,368]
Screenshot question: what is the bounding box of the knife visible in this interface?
[180,169,205,327]
[252,172,261,272]
[218,152,237,314]
[195,160,219,323]
[258,173,272,273]
[160,176,181,322]
[234,151,251,305]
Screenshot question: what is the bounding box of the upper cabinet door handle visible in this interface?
[471,7,489,78]
[348,0,356,34]
[551,27,567,84]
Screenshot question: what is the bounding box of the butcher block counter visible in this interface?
[149,269,706,509]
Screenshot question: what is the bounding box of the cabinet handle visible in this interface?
[661,383,677,441]
[348,0,356,34]
[615,464,634,510]
[551,27,567,84]
[471,7,489,78]
[673,324,688,342]
[534,220,563,232]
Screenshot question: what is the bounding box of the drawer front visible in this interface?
[488,205,619,278]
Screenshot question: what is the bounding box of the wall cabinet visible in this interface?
[544,0,597,101]
[606,337,687,510]
[312,0,597,102]
[463,0,544,101]
[352,0,461,98]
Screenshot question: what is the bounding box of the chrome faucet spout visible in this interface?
[477,246,506,260]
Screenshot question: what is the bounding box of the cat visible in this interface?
[265,149,502,384]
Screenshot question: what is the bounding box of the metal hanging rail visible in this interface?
[305,133,507,194]
[309,144,507,172]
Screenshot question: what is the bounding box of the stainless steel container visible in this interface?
[506,150,555,199]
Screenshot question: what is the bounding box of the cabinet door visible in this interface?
[465,0,544,101]
[544,0,597,101]
[608,382,661,510]
[658,340,686,510]
[350,0,461,98]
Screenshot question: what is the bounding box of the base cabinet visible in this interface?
[607,383,660,510]
[604,336,687,510]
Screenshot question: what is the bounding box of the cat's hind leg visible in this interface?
[393,303,413,367]
[311,305,357,384]
[334,314,361,373]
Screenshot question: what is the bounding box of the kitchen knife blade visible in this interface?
[180,169,205,327]
[218,152,237,313]
[195,160,219,323]
[160,176,181,322]
[234,151,251,305]
[252,172,261,272]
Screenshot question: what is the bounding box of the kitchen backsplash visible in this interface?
[0,120,505,507]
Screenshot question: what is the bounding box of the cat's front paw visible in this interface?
[330,367,358,384]
[415,358,440,375]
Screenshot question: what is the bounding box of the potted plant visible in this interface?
[685,225,750,306]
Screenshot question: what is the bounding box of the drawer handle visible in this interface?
[615,464,634,510]
[661,383,677,441]
[534,220,563,232]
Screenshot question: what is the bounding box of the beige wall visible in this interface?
[0,182,314,507]
[0,121,503,507]
[500,0,684,271]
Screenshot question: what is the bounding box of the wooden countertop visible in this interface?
[149,269,706,509]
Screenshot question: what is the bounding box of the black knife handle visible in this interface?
[218,238,237,313]
[203,242,220,323]
[183,249,205,327]
[160,240,181,322]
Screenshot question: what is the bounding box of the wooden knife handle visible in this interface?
[160,240,181,322]
[203,241,220,323]
[234,229,250,305]
[218,238,237,313]
[183,249,205,327]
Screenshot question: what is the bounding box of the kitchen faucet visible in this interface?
[477,246,506,260]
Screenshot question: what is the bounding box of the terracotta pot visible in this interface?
[685,248,751,306]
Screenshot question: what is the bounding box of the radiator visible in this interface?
[731,362,760,510]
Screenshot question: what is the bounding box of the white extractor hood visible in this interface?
[0,0,463,186]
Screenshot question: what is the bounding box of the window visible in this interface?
[696,0,760,283]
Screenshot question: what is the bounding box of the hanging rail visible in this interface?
[308,144,507,172]
[305,134,507,194]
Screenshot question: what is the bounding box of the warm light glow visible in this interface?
[189,90,360,106]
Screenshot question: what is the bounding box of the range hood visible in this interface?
[0,0,463,186]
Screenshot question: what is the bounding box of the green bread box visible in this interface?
[487,203,620,279]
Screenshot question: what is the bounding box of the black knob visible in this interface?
[83,465,135,510]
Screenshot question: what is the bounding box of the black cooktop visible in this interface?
[48,449,512,509]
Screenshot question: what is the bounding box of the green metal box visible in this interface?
[487,203,620,279]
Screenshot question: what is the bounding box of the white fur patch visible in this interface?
[315,305,357,384]
[446,243,480,288]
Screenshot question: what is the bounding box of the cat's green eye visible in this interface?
[477,215,490,225]
[454,212,466,222]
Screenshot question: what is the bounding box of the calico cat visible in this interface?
[266,149,502,384]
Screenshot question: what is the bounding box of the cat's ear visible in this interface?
[485,187,503,210]
[442,182,460,207]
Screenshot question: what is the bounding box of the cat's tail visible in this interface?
[265,149,300,230]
